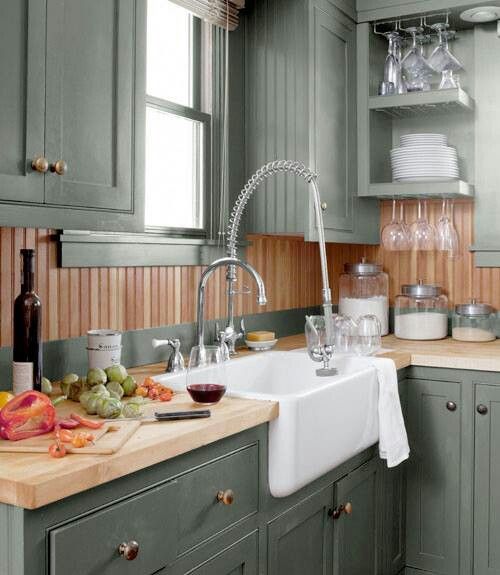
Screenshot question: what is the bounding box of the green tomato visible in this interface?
[86,393,104,415]
[87,368,107,387]
[122,375,137,397]
[106,381,124,399]
[60,373,79,396]
[105,365,128,384]
[79,390,94,409]
[97,397,122,419]
[90,384,109,397]
[122,402,143,418]
[127,396,145,405]
[41,377,52,395]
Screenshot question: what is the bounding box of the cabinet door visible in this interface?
[44,0,136,211]
[0,0,46,203]
[334,457,382,575]
[176,532,258,575]
[267,485,333,575]
[474,384,500,575]
[307,2,379,244]
[405,378,461,574]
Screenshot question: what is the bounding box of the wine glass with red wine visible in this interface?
[186,346,227,405]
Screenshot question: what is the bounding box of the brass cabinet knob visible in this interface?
[217,489,235,505]
[329,502,353,519]
[31,156,49,173]
[446,401,457,412]
[118,540,139,561]
[50,159,68,176]
[477,404,488,415]
[321,202,328,211]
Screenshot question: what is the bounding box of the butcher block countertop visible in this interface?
[2,332,500,509]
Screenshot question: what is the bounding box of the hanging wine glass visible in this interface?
[401,27,434,92]
[428,24,463,75]
[410,200,436,251]
[380,31,406,95]
[381,199,412,251]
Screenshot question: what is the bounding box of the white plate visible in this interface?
[400,133,447,141]
[391,149,457,157]
[393,176,458,182]
[391,161,458,167]
[393,168,459,174]
[245,339,278,351]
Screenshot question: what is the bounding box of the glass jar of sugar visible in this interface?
[338,260,389,335]
[452,300,496,342]
[394,281,448,340]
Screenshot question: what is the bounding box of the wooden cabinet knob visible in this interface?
[50,159,68,176]
[31,156,49,173]
[217,489,235,505]
[118,540,139,560]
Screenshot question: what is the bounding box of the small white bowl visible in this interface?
[245,339,278,351]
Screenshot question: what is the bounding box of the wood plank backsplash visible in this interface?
[0,199,493,347]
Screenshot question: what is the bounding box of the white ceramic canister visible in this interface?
[87,330,122,369]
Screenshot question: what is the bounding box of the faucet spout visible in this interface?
[196,257,266,350]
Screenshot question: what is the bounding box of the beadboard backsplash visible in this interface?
[0,199,492,347]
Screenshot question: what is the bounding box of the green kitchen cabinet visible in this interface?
[267,485,334,574]
[243,0,379,243]
[334,457,382,575]
[355,0,493,22]
[405,377,461,575]
[474,384,500,575]
[0,0,145,232]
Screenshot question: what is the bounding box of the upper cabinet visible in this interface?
[243,0,380,244]
[0,0,145,232]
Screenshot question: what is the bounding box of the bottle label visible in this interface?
[12,362,33,395]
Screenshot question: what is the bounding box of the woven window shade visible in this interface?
[169,0,245,30]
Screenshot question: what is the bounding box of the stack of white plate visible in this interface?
[391,133,459,183]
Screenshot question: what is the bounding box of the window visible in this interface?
[145,0,210,235]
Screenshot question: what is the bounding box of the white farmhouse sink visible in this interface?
[154,350,379,497]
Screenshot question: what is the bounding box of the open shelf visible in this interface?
[363,180,474,199]
[369,88,475,119]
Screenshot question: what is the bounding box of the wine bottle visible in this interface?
[13,249,42,394]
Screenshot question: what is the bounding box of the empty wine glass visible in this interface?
[356,315,382,356]
[439,69,459,90]
[401,27,434,92]
[382,31,406,95]
[400,202,412,243]
[410,200,436,251]
[428,24,463,73]
[437,200,460,259]
[381,199,412,251]
[186,345,227,405]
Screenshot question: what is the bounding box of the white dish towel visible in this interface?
[372,357,410,467]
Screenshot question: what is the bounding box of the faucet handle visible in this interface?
[152,338,185,373]
[218,331,231,361]
[238,317,246,340]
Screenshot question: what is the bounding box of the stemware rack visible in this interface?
[358,8,476,200]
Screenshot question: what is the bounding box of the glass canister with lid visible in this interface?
[394,280,448,340]
[338,260,389,336]
[452,299,496,342]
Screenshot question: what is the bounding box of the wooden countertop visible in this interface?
[2,332,500,510]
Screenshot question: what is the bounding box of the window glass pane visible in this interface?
[147,0,192,106]
[145,106,204,229]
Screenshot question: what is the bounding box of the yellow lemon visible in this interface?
[0,391,14,409]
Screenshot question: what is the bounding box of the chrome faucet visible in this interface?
[225,160,335,375]
[196,257,267,352]
[152,338,185,373]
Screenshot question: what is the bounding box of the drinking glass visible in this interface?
[381,199,412,251]
[439,69,459,90]
[305,315,330,362]
[437,200,460,259]
[334,315,358,354]
[427,24,462,73]
[356,315,382,356]
[186,345,227,404]
[410,200,436,251]
[382,31,406,95]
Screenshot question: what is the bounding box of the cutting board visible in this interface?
[0,419,141,454]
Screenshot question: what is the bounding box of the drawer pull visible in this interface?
[321,202,327,211]
[50,159,68,176]
[31,156,49,173]
[329,502,353,519]
[118,540,139,561]
[446,401,457,412]
[477,404,488,415]
[216,489,235,505]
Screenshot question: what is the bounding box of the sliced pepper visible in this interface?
[69,413,104,429]
[0,391,56,441]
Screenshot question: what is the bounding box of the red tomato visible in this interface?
[48,442,67,458]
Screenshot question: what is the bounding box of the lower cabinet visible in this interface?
[474,384,500,575]
[405,378,461,575]
[267,485,334,575]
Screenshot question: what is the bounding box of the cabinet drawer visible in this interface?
[49,480,178,575]
[177,444,259,555]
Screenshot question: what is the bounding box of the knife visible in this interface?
[106,410,211,422]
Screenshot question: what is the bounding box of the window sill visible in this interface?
[59,231,248,268]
